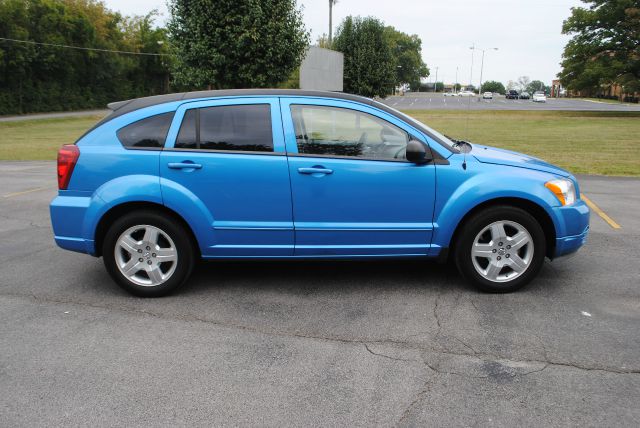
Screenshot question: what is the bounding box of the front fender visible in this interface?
[432,164,563,250]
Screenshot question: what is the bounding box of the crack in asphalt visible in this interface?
[432,289,478,355]
[2,291,639,379]
[363,343,422,363]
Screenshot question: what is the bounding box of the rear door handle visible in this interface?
[298,167,333,175]
[168,162,202,170]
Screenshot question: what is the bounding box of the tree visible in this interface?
[384,26,429,91]
[558,0,640,94]
[526,80,546,94]
[516,76,531,91]
[167,0,310,89]
[316,34,332,49]
[0,0,170,114]
[333,16,396,97]
[481,80,506,94]
[517,76,531,91]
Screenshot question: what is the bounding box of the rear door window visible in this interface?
[174,104,273,152]
[117,112,174,149]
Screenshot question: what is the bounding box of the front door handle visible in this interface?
[298,167,333,175]
[168,162,203,170]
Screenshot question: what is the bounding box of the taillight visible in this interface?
[57,145,80,190]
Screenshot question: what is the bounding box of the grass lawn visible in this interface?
[405,110,640,176]
[0,110,638,176]
[0,115,106,161]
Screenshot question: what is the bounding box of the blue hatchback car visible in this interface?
[50,89,589,296]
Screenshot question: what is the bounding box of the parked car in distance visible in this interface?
[532,91,547,102]
[443,91,458,97]
[519,91,531,100]
[482,92,493,99]
[50,89,589,297]
[506,90,519,99]
[458,90,475,97]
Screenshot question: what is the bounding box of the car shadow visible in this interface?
[181,258,473,296]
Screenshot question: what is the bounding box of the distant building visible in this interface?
[553,78,638,102]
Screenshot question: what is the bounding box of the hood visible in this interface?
[471,144,571,177]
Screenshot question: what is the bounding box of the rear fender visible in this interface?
[159,177,215,253]
[84,175,163,247]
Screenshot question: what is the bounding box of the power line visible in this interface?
[0,37,172,56]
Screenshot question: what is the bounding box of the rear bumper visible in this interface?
[552,199,590,258]
[50,195,96,255]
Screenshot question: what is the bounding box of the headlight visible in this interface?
[545,178,576,206]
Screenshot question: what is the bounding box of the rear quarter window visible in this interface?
[116,112,175,149]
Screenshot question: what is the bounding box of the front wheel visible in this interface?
[454,206,546,293]
[102,210,195,297]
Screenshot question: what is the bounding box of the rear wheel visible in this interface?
[102,210,195,297]
[454,205,546,293]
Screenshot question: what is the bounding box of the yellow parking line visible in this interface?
[2,186,50,198]
[581,194,621,229]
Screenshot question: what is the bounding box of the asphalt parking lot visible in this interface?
[381,92,640,111]
[1,161,639,427]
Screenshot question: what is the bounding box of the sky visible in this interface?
[103,0,585,86]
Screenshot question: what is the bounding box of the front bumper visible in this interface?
[552,199,590,258]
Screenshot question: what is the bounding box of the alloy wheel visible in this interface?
[471,220,534,283]
[114,225,178,287]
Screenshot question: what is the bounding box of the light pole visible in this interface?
[434,66,439,93]
[469,43,475,92]
[328,0,337,45]
[455,66,458,94]
[470,46,498,95]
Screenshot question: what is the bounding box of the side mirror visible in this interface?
[406,140,432,164]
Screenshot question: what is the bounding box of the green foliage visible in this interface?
[559,0,640,94]
[0,0,170,114]
[481,80,505,94]
[526,80,546,94]
[333,16,396,98]
[167,0,309,89]
[384,26,429,90]
[315,33,332,49]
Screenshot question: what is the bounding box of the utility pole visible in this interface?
[328,0,337,45]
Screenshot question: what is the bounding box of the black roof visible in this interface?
[87,89,452,154]
[106,89,379,120]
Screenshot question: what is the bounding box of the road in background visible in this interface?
[1,93,640,123]
[1,162,639,426]
[381,92,640,111]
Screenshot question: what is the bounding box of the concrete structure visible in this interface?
[299,46,343,92]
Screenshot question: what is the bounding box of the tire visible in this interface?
[102,210,195,297]
[454,205,546,293]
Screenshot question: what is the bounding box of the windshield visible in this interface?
[374,101,458,151]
